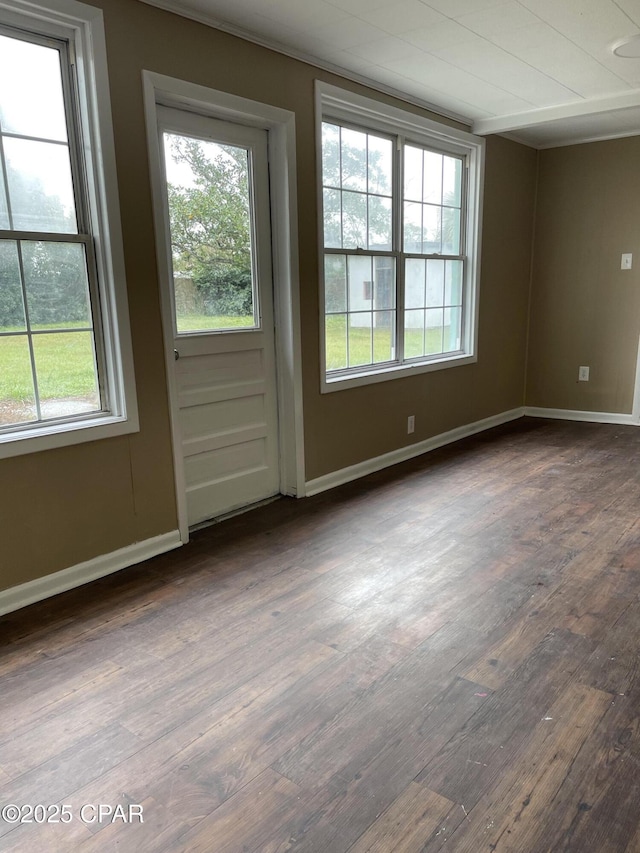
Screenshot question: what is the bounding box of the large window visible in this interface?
[318,84,484,390]
[0,0,136,457]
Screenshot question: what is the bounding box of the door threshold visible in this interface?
[189,494,282,533]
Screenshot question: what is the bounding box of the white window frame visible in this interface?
[0,0,137,458]
[316,82,485,393]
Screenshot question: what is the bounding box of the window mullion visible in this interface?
[365,133,369,252]
[85,237,108,412]
[459,159,469,350]
[462,158,469,254]
[61,41,91,235]
[345,250,351,368]
[0,130,70,147]
[15,240,42,421]
[0,230,90,243]
[0,134,13,230]
[324,247,396,258]
[338,126,344,256]
[395,134,404,365]
[27,336,42,422]
[368,255,373,365]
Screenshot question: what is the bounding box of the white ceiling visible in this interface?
[142,0,640,148]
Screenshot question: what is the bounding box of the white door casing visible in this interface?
[143,72,305,542]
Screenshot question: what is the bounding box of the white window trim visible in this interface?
[0,0,138,459]
[316,81,485,393]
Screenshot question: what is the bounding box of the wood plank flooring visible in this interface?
[2,417,640,852]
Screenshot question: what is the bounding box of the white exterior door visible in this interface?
[158,107,279,527]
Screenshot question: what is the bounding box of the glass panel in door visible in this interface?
[162,132,257,334]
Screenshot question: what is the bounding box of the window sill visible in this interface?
[0,411,140,459]
[321,352,477,393]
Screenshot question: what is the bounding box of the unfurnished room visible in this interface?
[2,0,640,850]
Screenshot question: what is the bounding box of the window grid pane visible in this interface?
[22,241,92,329]
[32,330,100,418]
[0,33,68,141]
[373,311,394,364]
[0,239,25,330]
[323,188,341,248]
[4,137,77,233]
[0,33,79,235]
[402,258,464,359]
[400,143,465,362]
[0,334,36,425]
[324,251,396,371]
[444,306,462,353]
[322,122,393,251]
[348,312,372,367]
[0,169,9,230]
[404,310,425,359]
[323,119,470,376]
[425,308,444,355]
[325,313,347,371]
[426,259,444,308]
[324,254,347,313]
[405,258,426,310]
[403,143,463,259]
[445,260,463,307]
[342,189,367,250]
[0,236,101,429]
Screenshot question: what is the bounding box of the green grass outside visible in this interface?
[0,316,254,403]
[1,314,457,404]
[177,314,254,332]
[1,335,35,401]
[325,314,454,371]
[0,326,97,402]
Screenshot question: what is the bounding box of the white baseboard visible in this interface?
[524,406,637,426]
[8,404,630,616]
[305,407,525,496]
[0,530,183,617]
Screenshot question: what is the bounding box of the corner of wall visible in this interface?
[523,147,541,408]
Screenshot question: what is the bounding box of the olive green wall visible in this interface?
[0,0,537,593]
[527,137,640,414]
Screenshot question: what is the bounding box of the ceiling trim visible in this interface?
[138,0,473,130]
[473,88,640,137]
[535,126,640,151]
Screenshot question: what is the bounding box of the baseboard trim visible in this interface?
[524,406,637,426]
[305,407,525,497]
[0,531,183,617]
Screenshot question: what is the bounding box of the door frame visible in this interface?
[143,71,305,542]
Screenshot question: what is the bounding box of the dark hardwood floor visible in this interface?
[2,417,640,852]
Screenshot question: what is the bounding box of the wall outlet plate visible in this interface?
[578,366,590,381]
[622,253,633,270]
[407,415,415,434]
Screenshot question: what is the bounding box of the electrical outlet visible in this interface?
[407,415,415,434]
[578,366,590,382]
